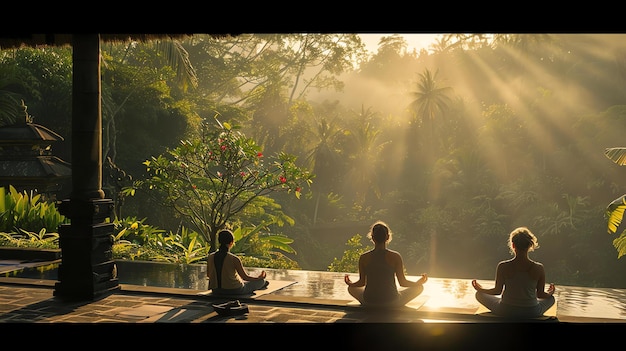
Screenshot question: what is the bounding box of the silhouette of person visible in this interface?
[472,226,556,318]
[344,220,427,307]
[207,229,268,295]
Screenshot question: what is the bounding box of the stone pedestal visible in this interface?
[54,199,120,300]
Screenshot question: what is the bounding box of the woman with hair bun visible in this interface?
[344,220,428,307]
[471,226,556,318]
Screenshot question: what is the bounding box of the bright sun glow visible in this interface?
[360,33,442,54]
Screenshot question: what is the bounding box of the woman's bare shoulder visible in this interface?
[385,249,403,261]
[360,249,374,259]
[496,259,514,271]
[361,249,375,257]
[383,249,401,258]
[497,258,514,266]
[226,251,241,261]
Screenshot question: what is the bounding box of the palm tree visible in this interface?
[304,115,345,224]
[409,68,453,138]
[343,105,390,206]
[408,69,453,274]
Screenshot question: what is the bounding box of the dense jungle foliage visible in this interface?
[2,33,626,288]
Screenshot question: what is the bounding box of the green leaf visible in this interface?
[606,195,626,234]
[605,147,626,165]
[260,235,296,254]
[613,232,626,258]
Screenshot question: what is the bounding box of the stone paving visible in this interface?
[3,262,626,324]
[0,274,622,349]
[0,281,431,324]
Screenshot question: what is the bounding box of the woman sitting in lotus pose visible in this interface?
[471,226,556,318]
[207,229,268,295]
[344,220,428,307]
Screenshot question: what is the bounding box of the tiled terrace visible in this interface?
[1,258,624,349]
[2,259,625,323]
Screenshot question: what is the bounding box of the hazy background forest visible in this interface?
[2,33,626,288]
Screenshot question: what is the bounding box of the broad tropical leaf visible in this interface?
[613,233,626,259]
[604,148,626,258]
[606,195,626,234]
[260,235,296,254]
[605,147,626,166]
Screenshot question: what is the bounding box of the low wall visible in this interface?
[0,247,61,261]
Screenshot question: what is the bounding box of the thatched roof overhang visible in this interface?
[0,33,235,49]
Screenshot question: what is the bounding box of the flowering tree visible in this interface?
[127,119,313,252]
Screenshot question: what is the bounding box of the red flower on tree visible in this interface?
[279,176,286,183]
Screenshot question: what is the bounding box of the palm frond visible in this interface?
[605,147,626,165]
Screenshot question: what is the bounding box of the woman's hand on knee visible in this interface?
[472,279,482,291]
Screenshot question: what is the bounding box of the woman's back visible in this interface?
[207,252,243,290]
[502,262,540,307]
[363,249,399,304]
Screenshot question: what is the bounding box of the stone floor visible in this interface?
[0,259,624,348]
[3,259,626,323]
